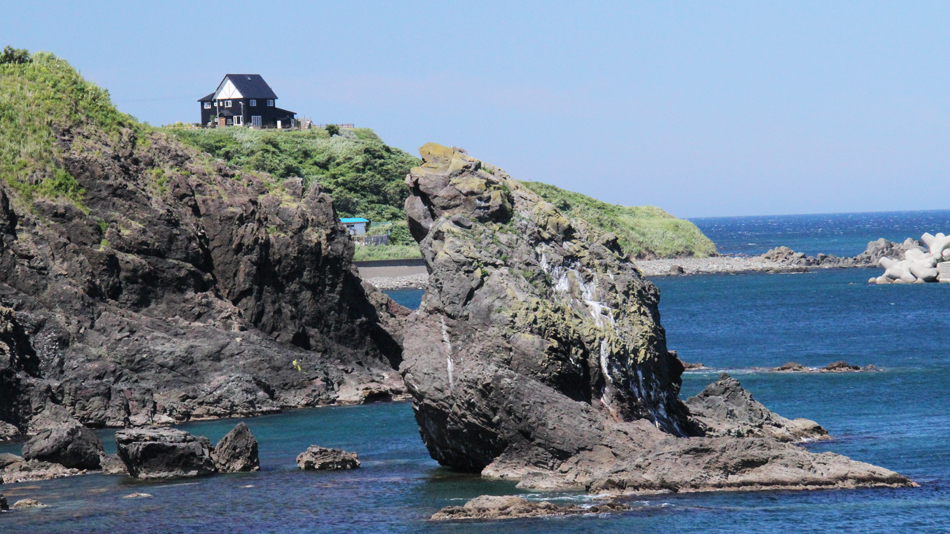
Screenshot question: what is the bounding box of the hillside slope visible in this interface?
[171,127,420,222]
[171,130,716,259]
[520,181,717,259]
[0,51,407,438]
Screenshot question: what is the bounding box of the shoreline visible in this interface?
[365,255,874,290]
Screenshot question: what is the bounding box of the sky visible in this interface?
[3,1,950,218]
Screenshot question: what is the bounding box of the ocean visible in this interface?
[3,211,949,532]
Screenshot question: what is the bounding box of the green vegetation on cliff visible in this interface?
[171,128,420,221]
[0,49,141,205]
[520,181,717,258]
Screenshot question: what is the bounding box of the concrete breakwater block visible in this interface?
[874,233,950,284]
[938,262,950,282]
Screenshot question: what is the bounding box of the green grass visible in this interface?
[520,181,717,258]
[0,49,140,206]
[171,127,420,221]
[352,244,423,261]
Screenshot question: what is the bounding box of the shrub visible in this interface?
[388,222,413,245]
[0,46,30,65]
[325,124,340,137]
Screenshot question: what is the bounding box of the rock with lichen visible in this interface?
[400,143,914,494]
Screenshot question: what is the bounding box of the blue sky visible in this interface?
[4,1,950,217]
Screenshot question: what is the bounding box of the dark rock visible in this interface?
[0,421,20,441]
[100,454,127,475]
[0,119,408,433]
[0,494,7,511]
[763,238,927,270]
[21,419,103,469]
[296,445,360,470]
[823,361,862,372]
[399,144,913,493]
[669,265,686,275]
[685,373,829,442]
[12,499,46,509]
[430,495,630,521]
[677,357,706,370]
[0,452,22,469]
[115,428,216,479]
[212,422,259,473]
[775,361,809,372]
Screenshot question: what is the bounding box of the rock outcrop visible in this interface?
[296,446,360,470]
[772,361,878,373]
[212,422,260,472]
[115,428,216,479]
[21,419,104,469]
[430,495,630,521]
[0,103,409,435]
[761,238,926,269]
[400,144,913,493]
[685,374,828,442]
[0,494,7,511]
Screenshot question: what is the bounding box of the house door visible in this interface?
[252,116,262,128]
[234,115,243,126]
[218,117,226,127]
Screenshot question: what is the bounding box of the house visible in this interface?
[340,218,370,235]
[199,74,296,128]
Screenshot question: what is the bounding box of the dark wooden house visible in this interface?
[198,74,296,128]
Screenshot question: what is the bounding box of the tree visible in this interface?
[0,46,31,65]
[325,124,340,137]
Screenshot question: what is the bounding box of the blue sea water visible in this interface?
[4,211,950,532]
[690,209,950,257]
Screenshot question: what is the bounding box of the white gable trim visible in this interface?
[214,78,243,100]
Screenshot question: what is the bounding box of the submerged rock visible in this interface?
[296,446,360,470]
[0,494,7,511]
[12,499,46,509]
[686,373,828,442]
[212,423,260,473]
[115,428,215,479]
[0,458,83,483]
[430,495,630,521]
[21,419,104,469]
[400,144,913,493]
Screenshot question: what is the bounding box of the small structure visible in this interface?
[199,74,296,128]
[340,218,370,235]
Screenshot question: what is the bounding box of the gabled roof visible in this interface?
[213,74,278,100]
[198,92,215,102]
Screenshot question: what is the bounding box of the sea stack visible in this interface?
[400,143,913,492]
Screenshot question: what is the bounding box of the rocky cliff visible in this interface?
[0,53,407,438]
[400,144,913,493]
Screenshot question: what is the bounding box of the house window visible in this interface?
[225,100,232,108]
[204,102,211,109]
[252,116,262,127]
[250,99,256,107]
[267,99,274,107]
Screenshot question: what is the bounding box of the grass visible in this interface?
[520,181,717,258]
[352,244,423,261]
[0,49,140,206]
[171,127,420,221]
